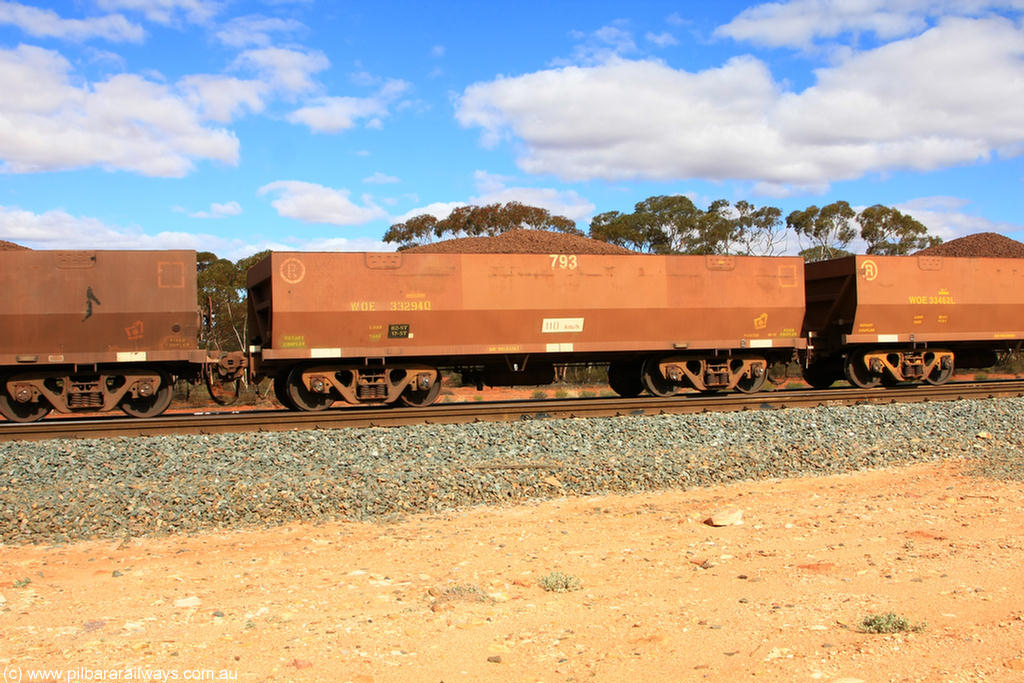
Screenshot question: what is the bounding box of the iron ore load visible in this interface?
[2,228,1024,423]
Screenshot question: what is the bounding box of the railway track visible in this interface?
[3,379,1024,443]
[6,380,1024,442]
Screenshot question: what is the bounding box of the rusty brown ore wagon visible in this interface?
[0,250,213,422]
[247,251,807,410]
[802,254,1024,388]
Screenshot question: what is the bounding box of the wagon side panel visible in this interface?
[846,255,1024,344]
[254,251,805,362]
[0,250,200,365]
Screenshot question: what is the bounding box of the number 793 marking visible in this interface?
[549,254,578,270]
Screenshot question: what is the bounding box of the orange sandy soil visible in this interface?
[2,460,1024,683]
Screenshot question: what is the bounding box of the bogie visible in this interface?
[0,369,175,420]
[275,364,442,411]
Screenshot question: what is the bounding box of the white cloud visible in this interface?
[716,0,925,47]
[469,171,595,222]
[0,1,144,42]
[290,236,393,251]
[0,203,396,257]
[456,16,1024,189]
[0,45,238,176]
[776,18,1024,159]
[715,0,1024,48]
[897,196,1024,241]
[259,180,388,225]
[363,171,400,184]
[288,96,387,133]
[645,31,679,47]
[210,200,241,216]
[215,14,305,48]
[233,235,395,258]
[751,179,829,198]
[395,172,595,225]
[189,200,242,219]
[457,56,786,179]
[82,46,128,70]
[96,0,221,26]
[556,23,638,66]
[0,204,222,250]
[178,74,268,122]
[666,12,688,27]
[394,201,466,224]
[287,78,410,133]
[232,46,329,94]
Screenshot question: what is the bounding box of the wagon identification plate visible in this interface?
[388,324,411,339]
[542,318,584,333]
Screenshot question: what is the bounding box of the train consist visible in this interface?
[2,245,1022,422]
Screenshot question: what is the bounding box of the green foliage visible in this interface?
[590,209,647,251]
[858,204,941,255]
[198,250,269,352]
[554,364,607,385]
[589,195,784,255]
[589,195,940,261]
[173,378,269,408]
[383,202,580,249]
[995,351,1024,374]
[733,200,787,256]
[788,201,857,262]
[384,213,441,249]
[531,389,549,400]
[859,613,925,634]
[539,572,583,592]
[590,195,705,253]
[798,245,853,262]
[13,577,31,588]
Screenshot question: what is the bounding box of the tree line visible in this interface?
[385,197,941,260]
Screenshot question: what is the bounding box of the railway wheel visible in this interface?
[802,362,839,389]
[881,373,904,387]
[120,371,174,418]
[844,352,881,389]
[608,362,643,398]
[641,359,679,397]
[925,359,954,386]
[286,366,333,411]
[0,381,52,422]
[398,374,442,407]
[273,374,297,410]
[734,367,768,394]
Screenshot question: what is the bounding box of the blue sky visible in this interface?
[1,0,1023,259]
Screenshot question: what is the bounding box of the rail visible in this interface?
[2,379,1024,443]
